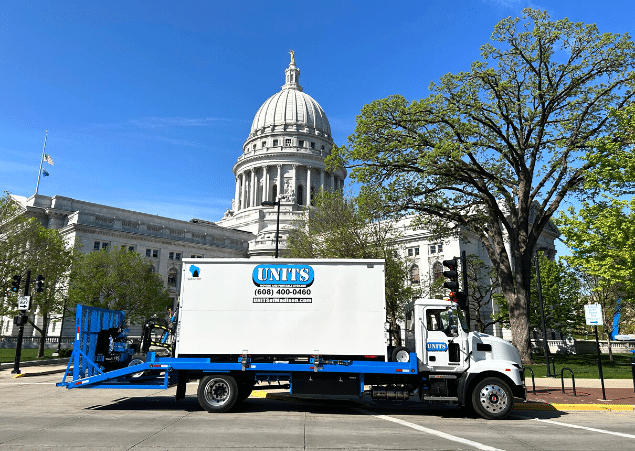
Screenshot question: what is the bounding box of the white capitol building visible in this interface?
[217,52,347,255]
[3,54,558,343]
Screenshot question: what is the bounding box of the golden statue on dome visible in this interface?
[289,49,295,65]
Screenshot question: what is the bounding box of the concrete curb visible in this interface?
[0,358,69,370]
[514,402,635,412]
[253,390,635,412]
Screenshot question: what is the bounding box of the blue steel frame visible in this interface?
[58,305,419,393]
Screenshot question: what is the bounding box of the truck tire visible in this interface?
[471,377,513,420]
[391,346,410,362]
[197,375,239,413]
[127,353,146,379]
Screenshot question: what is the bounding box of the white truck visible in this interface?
[58,258,526,420]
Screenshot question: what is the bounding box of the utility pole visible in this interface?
[12,270,31,375]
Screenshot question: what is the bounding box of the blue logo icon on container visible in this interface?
[252,264,314,287]
[189,265,201,277]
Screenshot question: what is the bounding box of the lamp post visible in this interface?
[534,253,552,377]
[261,198,281,258]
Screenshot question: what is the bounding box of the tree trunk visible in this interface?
[37,314,48,358]
[605,331,614,363]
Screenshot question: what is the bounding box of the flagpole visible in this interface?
[35,130,48,195]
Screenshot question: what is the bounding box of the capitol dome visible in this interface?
[250,87,331,138]
[218,52,347,257]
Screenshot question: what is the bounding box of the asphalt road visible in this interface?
[2,371,635,450]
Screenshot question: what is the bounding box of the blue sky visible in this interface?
[1,0,634,255]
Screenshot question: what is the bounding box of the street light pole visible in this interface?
[535,254,552,377]
[261,198,281,258]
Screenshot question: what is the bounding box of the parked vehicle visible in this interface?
[58,258,526,419]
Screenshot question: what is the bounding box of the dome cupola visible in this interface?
[249,51,331,139]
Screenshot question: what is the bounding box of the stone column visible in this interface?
[276,164,282,200]
[262,165,268,203]
[306,166,312,206]
[241,172,247,210]
[292,164,297,200]
[330,172,335,192]
[320,169,325,192]
[250,169,256,208]
[234,175,240,211]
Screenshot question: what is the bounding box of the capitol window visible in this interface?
[299,140,304,147]
[273,139,278,146]
[252,144,256,150]
[94,241,110,251]
[285,138,291,146]
[262,141,266,148]
[310,141,315,149]
[146,248,159,258]
[407,247,419,257]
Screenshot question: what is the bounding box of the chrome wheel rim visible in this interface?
[395,350,410,362]
[204,378,231,407]
[479,383,508,413]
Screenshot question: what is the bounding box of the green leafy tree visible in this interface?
[1,193,76,356]
[329,9,635,362]
[557,197,635,361]
[1,193,39,318]
[285,190,420,345]
[68,247,171,324]
[495,254,585,339]
[23,226,76,357]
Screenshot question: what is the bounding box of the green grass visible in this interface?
[0,348,58,363]
[526,353,634,379]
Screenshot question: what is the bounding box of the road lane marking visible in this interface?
[533,418,635,439]
[360,410,505,451]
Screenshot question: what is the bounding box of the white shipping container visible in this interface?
[175,258,387,359]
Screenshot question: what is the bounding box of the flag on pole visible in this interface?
[44,154,54,165]
[42,169,49,177]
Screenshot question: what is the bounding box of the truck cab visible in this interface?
[403,298,526,418]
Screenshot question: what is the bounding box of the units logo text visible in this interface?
[252,264,314,287]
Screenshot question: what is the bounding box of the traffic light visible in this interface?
[442,259,459,291]
[35,275,45,292]
[11,274,22,293]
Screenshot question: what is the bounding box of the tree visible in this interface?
[68,247,171,324]
[0,193,39,318]
[23,226,76,357]
[557,197,635,361]
[330,9,635,362]
[1,193,76,356]
[285,190,420,345]
[494,253,585,339]
[464,255,501,334]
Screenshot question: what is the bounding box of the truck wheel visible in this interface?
[127,353,146,379]
[471,377,513,420]
[391,346,410,362]
[197,375,238,413]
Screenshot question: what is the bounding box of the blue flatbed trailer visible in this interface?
[58,305,419,411]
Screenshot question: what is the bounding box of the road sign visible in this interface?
[584,303,603,325]
[17,295,31,311]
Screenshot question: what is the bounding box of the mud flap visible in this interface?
[175,372,187,401]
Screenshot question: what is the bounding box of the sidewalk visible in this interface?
[3,360,634,412]
[520,376,635,411]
